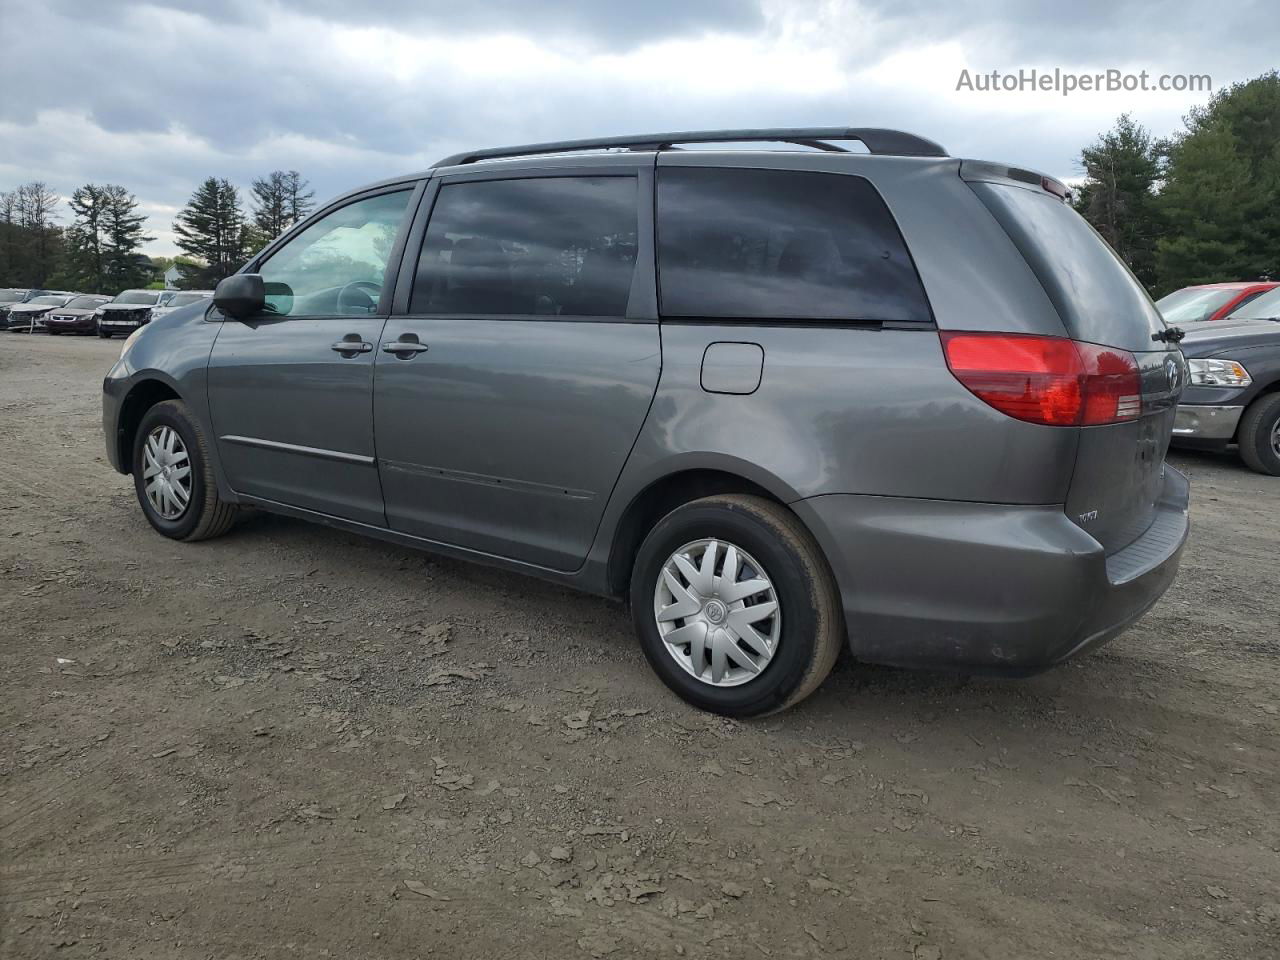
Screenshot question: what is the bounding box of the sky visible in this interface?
[0,0,1272,256]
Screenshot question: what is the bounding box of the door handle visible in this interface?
[382,334,429,358]
[331,335,373,357]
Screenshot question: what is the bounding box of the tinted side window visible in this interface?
[258,190,412,317]
[411,177,638,317]
[656,167,930,323]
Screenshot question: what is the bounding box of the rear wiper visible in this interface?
[1152,326,1186,343]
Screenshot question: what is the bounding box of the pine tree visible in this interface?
[1073,114,1164,290]
[172,177,250,288]
[101,185,152,291]
[251,170,315,241]
[1184,70,1280,176]
[1155,124,1256,290]
[65,184,107,291]
[1156,71,1280,291]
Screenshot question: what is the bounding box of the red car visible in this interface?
[1156,281,1279,324]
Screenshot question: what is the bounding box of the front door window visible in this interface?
[257,190,413,317]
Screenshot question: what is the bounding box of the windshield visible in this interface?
[1227,286,1280,320]
[166,292,210,307]
[66,296,104,310]
[0,290,24,303]
[29,296,66,305]
[1155,287,1239,324]
[113,290,160,305]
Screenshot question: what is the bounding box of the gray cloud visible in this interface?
[849,0,1272,67]
[3,0,1272,255]
[51,0,764,48]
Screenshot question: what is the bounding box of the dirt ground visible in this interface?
[1,333,1277,960]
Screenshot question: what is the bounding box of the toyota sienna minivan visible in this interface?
[102,127,1190,716]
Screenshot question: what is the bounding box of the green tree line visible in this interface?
[0,170,314,294]
[1073,70,1280,296]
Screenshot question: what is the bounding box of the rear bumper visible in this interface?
[793,466,1189,673]
[1172,403,1243,446]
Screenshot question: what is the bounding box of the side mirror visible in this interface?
[213,274,265,320]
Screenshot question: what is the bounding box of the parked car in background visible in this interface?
[0,290,27,324]
[0,290,69,328]
[97,289,177,338]
[3,293,78,332]
[149,290,212,321]
[45,294,113,335]
[1156,281,1278,324]
[102,127,1190,716]
[1174,285,1280,475]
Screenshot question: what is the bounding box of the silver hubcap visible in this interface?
[1271,417,1280,458]
[653,538,780,687]
[142,425,192,520]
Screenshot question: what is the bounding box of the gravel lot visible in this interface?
[2,334,1278,960]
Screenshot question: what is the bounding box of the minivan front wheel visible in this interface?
[631,495,843,716]
[132,400,238,541]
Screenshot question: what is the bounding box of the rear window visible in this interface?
[656,167,931,323]
[971,182,1166,351]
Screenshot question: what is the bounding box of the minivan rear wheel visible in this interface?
[630,494,843,716]
[132,399,238,541]
[1238,393,1280,476]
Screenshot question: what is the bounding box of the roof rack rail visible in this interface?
[432,127,948,167]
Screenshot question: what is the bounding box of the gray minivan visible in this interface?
[102,127,1190,715]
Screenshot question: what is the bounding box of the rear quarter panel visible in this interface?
[600,154,1079,514]
[610,323,1078,505]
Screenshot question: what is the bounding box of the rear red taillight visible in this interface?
[940,332,1141,426]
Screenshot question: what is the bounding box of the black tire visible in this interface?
[48,329,60,336]
[132,399,238,541]
[1238,393,1280,476]
[630,494,843,717]
[98,329,111,339]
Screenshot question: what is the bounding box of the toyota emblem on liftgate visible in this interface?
[1165,355,1182,393]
